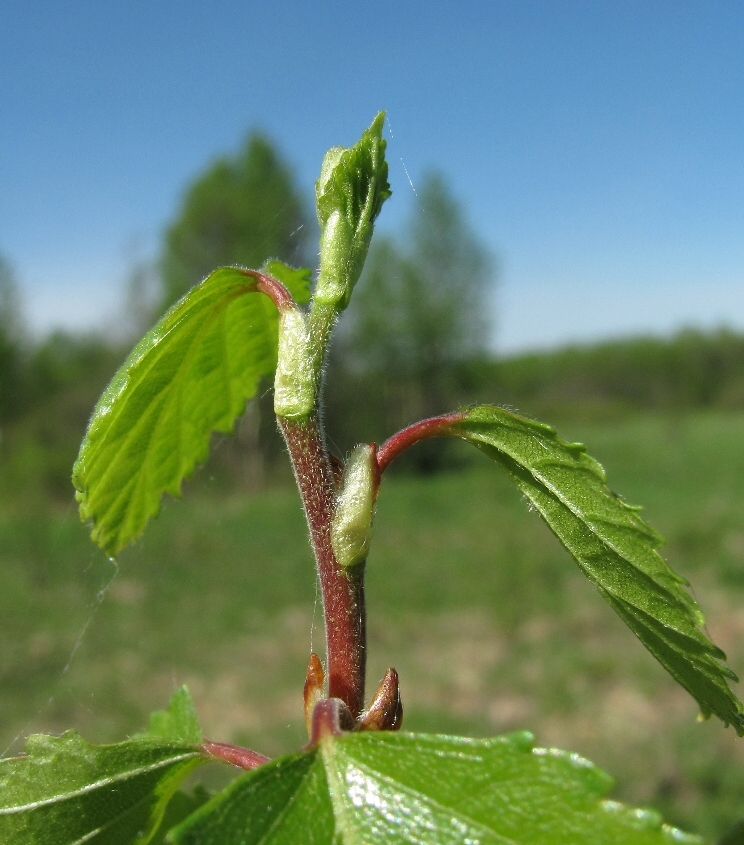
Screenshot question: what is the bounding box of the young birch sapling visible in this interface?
[2,114,743,845]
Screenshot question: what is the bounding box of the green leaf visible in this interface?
[0,687,209,844]
[314,112,391,311]
[142,686,203,745]
[262,259,314,297]
[169,730,701,844]
[150,786,212,845]
[446,404,744,732]
[73,262,311,555]
[0,687,208,844]
[0,734,205,845]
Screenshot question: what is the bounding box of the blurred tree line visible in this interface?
[3,130,744,506]
[0,256,122,504]
[324,172,495,471]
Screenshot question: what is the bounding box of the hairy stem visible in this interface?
[376,412,465,473]
[280,415,367,718]
[253,268,368,718]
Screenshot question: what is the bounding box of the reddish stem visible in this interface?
[257,265,368,719]
[280,416,367,719]
[240,269,296,311]
[201,740,270,771]
[376,412,465,473]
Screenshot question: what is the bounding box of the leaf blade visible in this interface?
[169,731,701,844]
[0,736,204,845]
[446,404,744,732]
[73,263,311,555]
[0,687,208,845]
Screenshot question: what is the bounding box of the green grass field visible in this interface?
[2,410,744,840]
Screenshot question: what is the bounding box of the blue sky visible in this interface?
[1,1,743,352]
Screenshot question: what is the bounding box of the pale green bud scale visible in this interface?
[331,444,377,568]
[273,307,315,420]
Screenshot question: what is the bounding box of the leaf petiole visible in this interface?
[376,411,465,472]
[239,268,298,312]
[200,741,270,771]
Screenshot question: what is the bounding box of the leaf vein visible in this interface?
[0,751,200,814]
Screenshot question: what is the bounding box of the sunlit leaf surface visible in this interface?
[0,689,207,845]
[170,730,701,844]
[73,262,311,555]
[0,734,202,845]
[446,404,744,732]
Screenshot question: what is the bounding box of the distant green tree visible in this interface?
[355,172,494,401]
[327,172,496,469]
[160,132,311,309]
[0,254,26,424]
[17,332,124,498]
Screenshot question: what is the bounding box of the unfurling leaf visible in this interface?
[73,262,312,555]
[314,112,391,311]
[442,404,744,733]
[169,730,701,844]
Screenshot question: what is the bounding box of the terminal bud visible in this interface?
[273,306,315,420]
[314,113,391,313]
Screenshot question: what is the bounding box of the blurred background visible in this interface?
[2,2,744,839]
